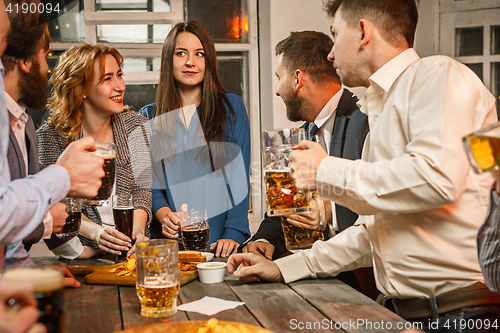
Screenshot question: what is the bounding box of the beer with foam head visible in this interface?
[2,267,65,333]
[136,240,179,318]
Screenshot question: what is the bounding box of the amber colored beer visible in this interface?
[136,282,179,317]
[265,169,312,216]
[2,267,65,333]
[280,216,324,250]
[464,134,500,173]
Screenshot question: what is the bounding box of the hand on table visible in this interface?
[289,140,328,191]
[49,203,68,234]
[241,241,274,260]
[49,266,80,288]
[210,239,239,257]
[227,253,283,283]
[127,233,149,257]
[0,281,46,333]
[98,227,132,256]
[55,137,104,199]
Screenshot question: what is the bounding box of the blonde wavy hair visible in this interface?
[46,43,127,144]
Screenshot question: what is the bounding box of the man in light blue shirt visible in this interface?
[0,2,105,261]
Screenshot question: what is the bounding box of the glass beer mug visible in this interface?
[463,122,500,173]
[136,239,179,318]
[262,128,324,250]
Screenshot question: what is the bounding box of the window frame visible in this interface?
[49,0,262,223]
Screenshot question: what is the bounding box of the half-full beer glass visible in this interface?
[55,197,81,238]
[136,239,179,318]
[463,122,500,173]
[85,142,116,206]
[179,209,209,251]
[262,128,313,216]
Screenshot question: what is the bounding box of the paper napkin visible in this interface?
[177,296,245,316]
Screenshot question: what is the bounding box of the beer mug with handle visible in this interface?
[262,128,313,216]
[262,128,324,250]
[136,239,179,318]
[463,121,500,173]
[84,142,116,206]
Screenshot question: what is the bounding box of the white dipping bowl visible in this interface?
[197,262,227,284]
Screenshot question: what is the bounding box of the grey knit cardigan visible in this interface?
[37,110,153,248]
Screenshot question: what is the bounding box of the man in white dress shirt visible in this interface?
[228,0,500,331]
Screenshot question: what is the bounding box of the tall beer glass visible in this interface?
[463,122,500,173]
[112,193,134,261]
[2,267,65,333]
[85,142,116,206]
[262,128,313,216]
[136,239,179,318]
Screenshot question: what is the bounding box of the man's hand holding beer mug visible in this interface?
[289,140,328,191]
[242,198,329,260]
[0,281,46,333]
[55,137,105,199]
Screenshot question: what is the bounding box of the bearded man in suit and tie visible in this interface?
[240,31,375,297]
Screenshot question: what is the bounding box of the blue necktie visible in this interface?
[307,123,319,142]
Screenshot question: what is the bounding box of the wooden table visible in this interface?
[33,256,409,333]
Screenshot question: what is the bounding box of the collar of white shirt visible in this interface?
[5,92,27,120]
[358,48,420,114]
[313,88,343,129]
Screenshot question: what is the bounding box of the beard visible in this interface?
[17,59,48,110]
[283,88,305,122]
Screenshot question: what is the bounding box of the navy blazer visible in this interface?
[243,89,369,258]
[7,115,45,247]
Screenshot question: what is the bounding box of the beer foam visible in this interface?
[92,151,116,159]
[2,267,64,292]
[113,206,134,210]
[264,167,291,173]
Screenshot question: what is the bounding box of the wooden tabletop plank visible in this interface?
[64,276,122,333]
[32,257,69,267]
[119,286,189,329]
[226,278,343,333]
[290,279,407,333]
[178,274,261,326]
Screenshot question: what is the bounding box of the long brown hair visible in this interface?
[153,20,235,170]
[45,43,126,144]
